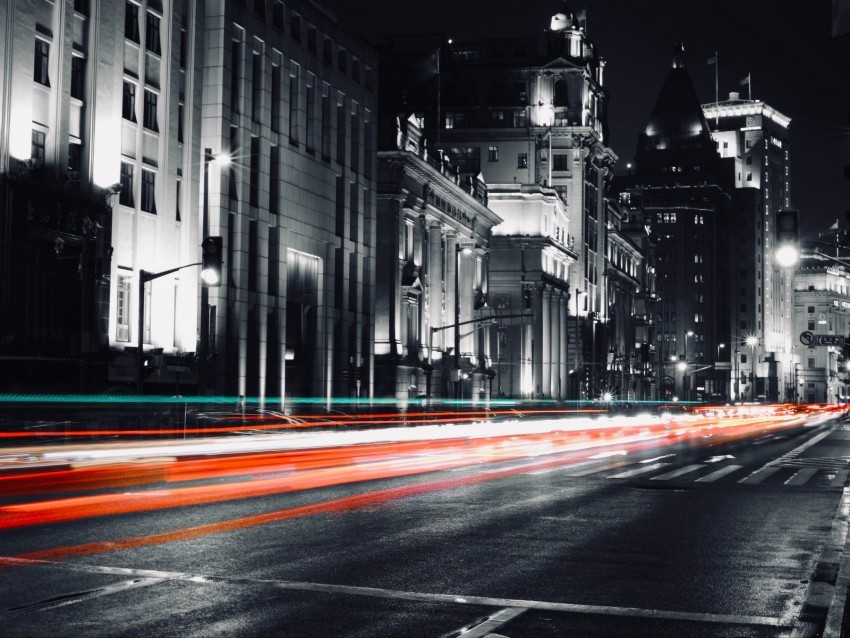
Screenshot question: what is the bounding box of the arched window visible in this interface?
[553,78,569,107]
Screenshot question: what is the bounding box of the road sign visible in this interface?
[164,353,195,372]
[815,334,845,346]
[800,331,814,346]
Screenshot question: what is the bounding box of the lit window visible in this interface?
[34,40,50,86]
[143,90,158,131]
[71,56,85,99]
[119,162,134,207]
[31,130,46,163]
[125,1,140,43]
[116,274,131,341]
[68,142,82,172]
[145,12,160,54]
[517,152,527,168]
[141,169,156,214]
[122,82,136,121]
[488,146,499,162]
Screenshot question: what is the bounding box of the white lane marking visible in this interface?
[525,459,600,476]
[695,464,743,483]
[784,468,819,486]
[0,556,790,628]
[738,466,782,484]
[3,577,165,616]
[831,470,849,487]
[769,429,835,467]
[565,459,632,477]
[641,454,676,464]
[706,455,735,463]
[588,449,628,459]
[650,464,705,481]
[607,462,669,479]
[454,606,526,638]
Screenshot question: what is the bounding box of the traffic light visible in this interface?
[201,236,223,286]
[775,209,799,268]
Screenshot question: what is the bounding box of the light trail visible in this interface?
[0,410,813,532]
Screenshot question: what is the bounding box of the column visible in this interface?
[428,222,443,356]
[560,296,569,401]
[541,289,551,397]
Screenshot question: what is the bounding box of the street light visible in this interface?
[745,335,759,402]
[683,330,694,401]
[199,149,230,396]
[574,288,587,406]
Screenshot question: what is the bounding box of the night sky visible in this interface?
[324,0,850,238]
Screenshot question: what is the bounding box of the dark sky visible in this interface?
[324,0,850,238]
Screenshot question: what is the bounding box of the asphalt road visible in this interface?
[1,417,849,637]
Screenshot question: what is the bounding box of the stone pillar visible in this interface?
[560,295,569,401]
[541,288,551,397]
[532,286,544,398]
[428,222,443,357]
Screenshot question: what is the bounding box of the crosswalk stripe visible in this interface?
[784,467,818,486]
[738,466,782,485]
[563,460,632,477]
[695,464,743,483]
[607,462,669,479]
[650,464,705,481]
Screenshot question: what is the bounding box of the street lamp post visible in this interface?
[717,342,725,400]
[574,288,586,406]
[684,330,694,401]
[199,149,230,396]
[746,335,759,402]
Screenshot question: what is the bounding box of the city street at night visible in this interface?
[2,406,850,636]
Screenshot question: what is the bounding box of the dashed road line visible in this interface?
[785,468,819,486]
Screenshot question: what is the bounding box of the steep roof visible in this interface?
[642,46,713,145]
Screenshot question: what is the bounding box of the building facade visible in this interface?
[627,45,732,402]
[376,115,502,405]
[793,251,850,404]
[703,92,793,402]
[380,8,641,401]
[0,0,378,407]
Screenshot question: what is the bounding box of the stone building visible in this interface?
[375,115,502,405]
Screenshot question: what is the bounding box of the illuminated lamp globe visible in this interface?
[775,244,799,269]
[200,268,220,285]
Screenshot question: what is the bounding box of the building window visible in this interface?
[808,320,815,330]
[143,90,158,131]
[31,130,45,163]
[488,146,499,162]
[34,39,50,86]
[119,162,134,207]
[289,66,300,145]
[141,169,156,214]
[272,1,284,29]
[352,58,361,83]
[445,112,464,129]
[249,137,259,207]
[746,172,753,181]
[70,56,85,100]
[338,49,347,73]
[175,178,181,222]
[307,27,317,54]
[517,152,528,168]
[321,95,331,160]
[123,82,137,121]
[231,40,241,115]
[116,274,131,341]
[254,0,265,17]
[350,112,359,173]
[553,154,568,171]
[305,82,315,152]
[323,38,333,65]
[145,12,161,54]
[68,142,82,172]
[178,102,184,142]
[269,145,279,214]
[336,103,346,164]
[74,0,88,15]
[125,1,140,43]
[252,52,262,122]
[290,13,301,42]
[512,111,526,127]
[271,64,281,132]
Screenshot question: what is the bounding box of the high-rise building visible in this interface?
[703,92,793,402]
[628,44,732,402]
[0,0,378,406]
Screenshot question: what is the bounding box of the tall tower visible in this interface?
[633,44,732,402]
[703,93,792,402]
